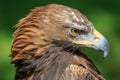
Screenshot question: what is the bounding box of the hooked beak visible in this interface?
[93,30,109,57]
[73,29,109,58]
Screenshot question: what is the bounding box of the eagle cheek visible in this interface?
[72,29,109,58]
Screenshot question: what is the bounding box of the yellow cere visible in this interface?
[94,29,102,42]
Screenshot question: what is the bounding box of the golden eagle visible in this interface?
[11,4,109,80]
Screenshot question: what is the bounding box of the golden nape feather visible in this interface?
[11,4,109,80]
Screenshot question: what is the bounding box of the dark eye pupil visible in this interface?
[74,29,79,33]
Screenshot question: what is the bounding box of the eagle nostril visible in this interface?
[94,37,99,42]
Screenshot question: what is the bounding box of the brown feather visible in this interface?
[11,4,105,80]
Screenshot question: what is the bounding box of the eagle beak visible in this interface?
[73,29,109,58]
[92,30,109,58]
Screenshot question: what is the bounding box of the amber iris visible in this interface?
[71,29,79,36]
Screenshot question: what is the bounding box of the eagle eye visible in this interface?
[70,29,79,36]
[69,28,85,37]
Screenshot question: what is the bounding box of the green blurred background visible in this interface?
[0,0,120,80]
